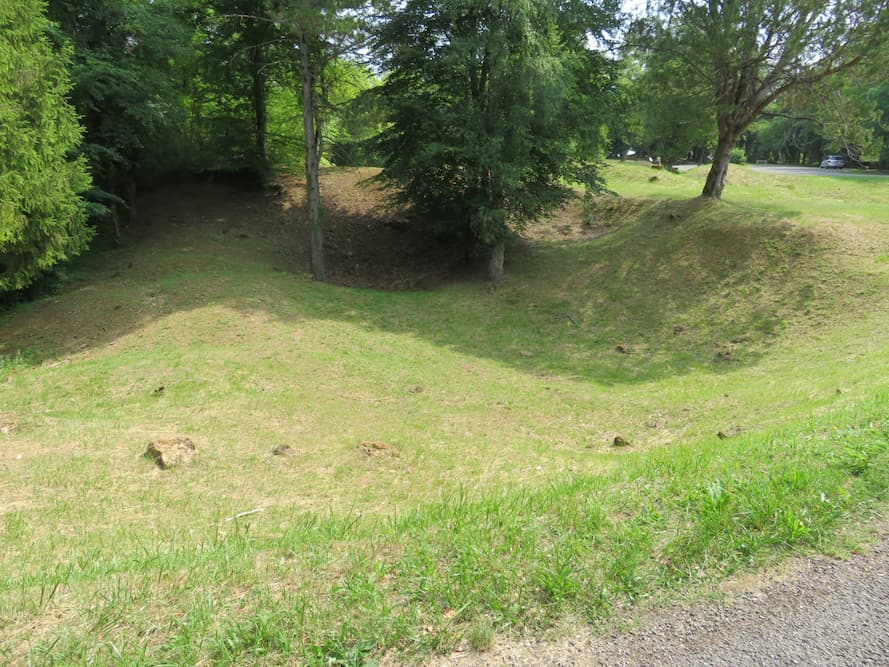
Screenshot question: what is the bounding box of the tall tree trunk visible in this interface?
[249,44,267,164]
[124,176,136,221]
[110,201,121,246]
[299,29,325,281]
[695,146,705,165]
[488,240,505,282]
[108,164,122,245]
[701,128,737,199]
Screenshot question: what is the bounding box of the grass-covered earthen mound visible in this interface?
[0,162,886,664]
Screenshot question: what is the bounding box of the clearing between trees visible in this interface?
[0,162,887,665]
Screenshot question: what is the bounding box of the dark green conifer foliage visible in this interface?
[376,0,616,280]
[0,0,92,293]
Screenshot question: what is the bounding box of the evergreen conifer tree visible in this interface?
[1,0,92,292]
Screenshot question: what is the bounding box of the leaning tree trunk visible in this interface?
[701,128,738,200]
[299,29,325,282]
[488,240,505,282]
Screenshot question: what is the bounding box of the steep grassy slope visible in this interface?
[0,163,887,664]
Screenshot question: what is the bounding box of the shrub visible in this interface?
[730,148,747,164]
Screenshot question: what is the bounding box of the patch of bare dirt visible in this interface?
[523,196,643,243]
[279,168,480,290]
[38,169,626,301]
[358,440,399,458]
[0,413,16,435]
[281,170,629,288]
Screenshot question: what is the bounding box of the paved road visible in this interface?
[748,165,889,179]
[671,164,701,173]
[429,527,889,666]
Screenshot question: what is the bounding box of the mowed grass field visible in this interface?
[0,162,887,665]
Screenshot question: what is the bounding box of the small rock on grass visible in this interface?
[717,426,743,440]
[146,437,196,469]
[359,441,399,457]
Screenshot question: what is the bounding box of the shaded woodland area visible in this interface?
[3,0,888,294]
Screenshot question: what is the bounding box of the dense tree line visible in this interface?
[2,0,887,294]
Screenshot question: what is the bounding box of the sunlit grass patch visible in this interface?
[0,166,887,663]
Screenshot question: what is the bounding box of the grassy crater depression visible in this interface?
[0,162,887,664]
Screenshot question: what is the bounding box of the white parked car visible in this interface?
[819,155,845,169]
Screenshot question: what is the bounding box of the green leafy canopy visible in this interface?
[375,0,618,248]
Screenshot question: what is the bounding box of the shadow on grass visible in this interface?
[0,180,839,386]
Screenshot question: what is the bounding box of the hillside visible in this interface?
[0,162,887,664]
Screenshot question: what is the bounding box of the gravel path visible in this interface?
[430,528,889,666]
